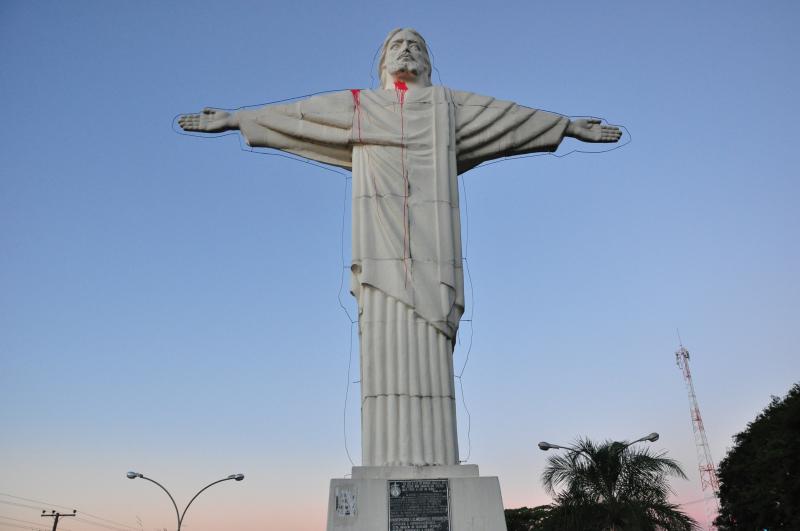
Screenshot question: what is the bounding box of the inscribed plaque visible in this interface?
[388,479,449,531]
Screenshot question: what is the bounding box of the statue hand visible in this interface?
[566,118,622,143]
[178,108,238,133]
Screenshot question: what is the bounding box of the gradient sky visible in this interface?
[1,1,798,530]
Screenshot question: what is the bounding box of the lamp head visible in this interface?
[126,471,142,479]
[228,473,245,481]
[538,442,554,451]
[644,432,659,442]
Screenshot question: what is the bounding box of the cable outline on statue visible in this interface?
[173,30,630,470]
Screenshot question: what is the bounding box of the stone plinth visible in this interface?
[326,465,507,531]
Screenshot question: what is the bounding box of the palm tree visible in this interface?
[540,437,698,531]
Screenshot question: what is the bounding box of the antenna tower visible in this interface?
[675,340,720,529]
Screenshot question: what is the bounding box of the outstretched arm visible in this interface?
[176,92,355,170]
[565,118,622,143]
[178,108,240,133]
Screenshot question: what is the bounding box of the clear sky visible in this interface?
[1,1,798,530]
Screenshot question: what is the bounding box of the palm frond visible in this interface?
[539,437,698,531]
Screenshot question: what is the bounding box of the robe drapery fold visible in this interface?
[239,86,569,466]
[359,285,458,466]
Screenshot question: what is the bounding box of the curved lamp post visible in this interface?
[538,432,659,455]
[126,471,244,531]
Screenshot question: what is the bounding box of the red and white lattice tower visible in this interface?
[676,342,720,529]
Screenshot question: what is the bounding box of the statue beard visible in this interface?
[387,59,421,80]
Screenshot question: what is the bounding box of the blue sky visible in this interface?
[1,1,798,530]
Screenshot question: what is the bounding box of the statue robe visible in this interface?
[238,86,569,466]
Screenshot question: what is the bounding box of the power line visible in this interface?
[0,522,49,531]
[0,496,136,531]
[0,516,55,528]
[67,514,134,531]
[72,518,132,531]
[0,508,123,531]
[0,497,70,514]
[0,502,41,512]
[0,513,131,531]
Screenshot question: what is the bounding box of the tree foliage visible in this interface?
[504,505,552,530]
[539,438,697,530]
[715,383,800,529]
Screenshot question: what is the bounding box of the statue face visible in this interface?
[383,29,428,83]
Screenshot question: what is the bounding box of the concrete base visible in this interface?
[326,465,507,531]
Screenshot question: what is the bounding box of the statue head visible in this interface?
[378,28,432,89]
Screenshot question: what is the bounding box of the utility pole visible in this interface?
[41,510,76,531]
[675,339,720,530]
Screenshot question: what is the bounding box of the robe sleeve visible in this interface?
[238,90,356,170]
[451,90,570,174]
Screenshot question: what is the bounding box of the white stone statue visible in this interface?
[179,29,621,468]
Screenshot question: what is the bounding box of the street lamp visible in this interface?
[126,471,244,531]
[627,432,659,446]
[537,441,575,452]
[538,432,659,454]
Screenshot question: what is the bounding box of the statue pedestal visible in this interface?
[326,465,508,531]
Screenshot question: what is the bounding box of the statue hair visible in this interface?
[378,28,432,88]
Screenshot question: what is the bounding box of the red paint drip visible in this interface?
[350,89,362,142]
[393,80,408,97]
[394,81,410,286]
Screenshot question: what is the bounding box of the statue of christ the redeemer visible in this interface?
[179,28,622,468]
